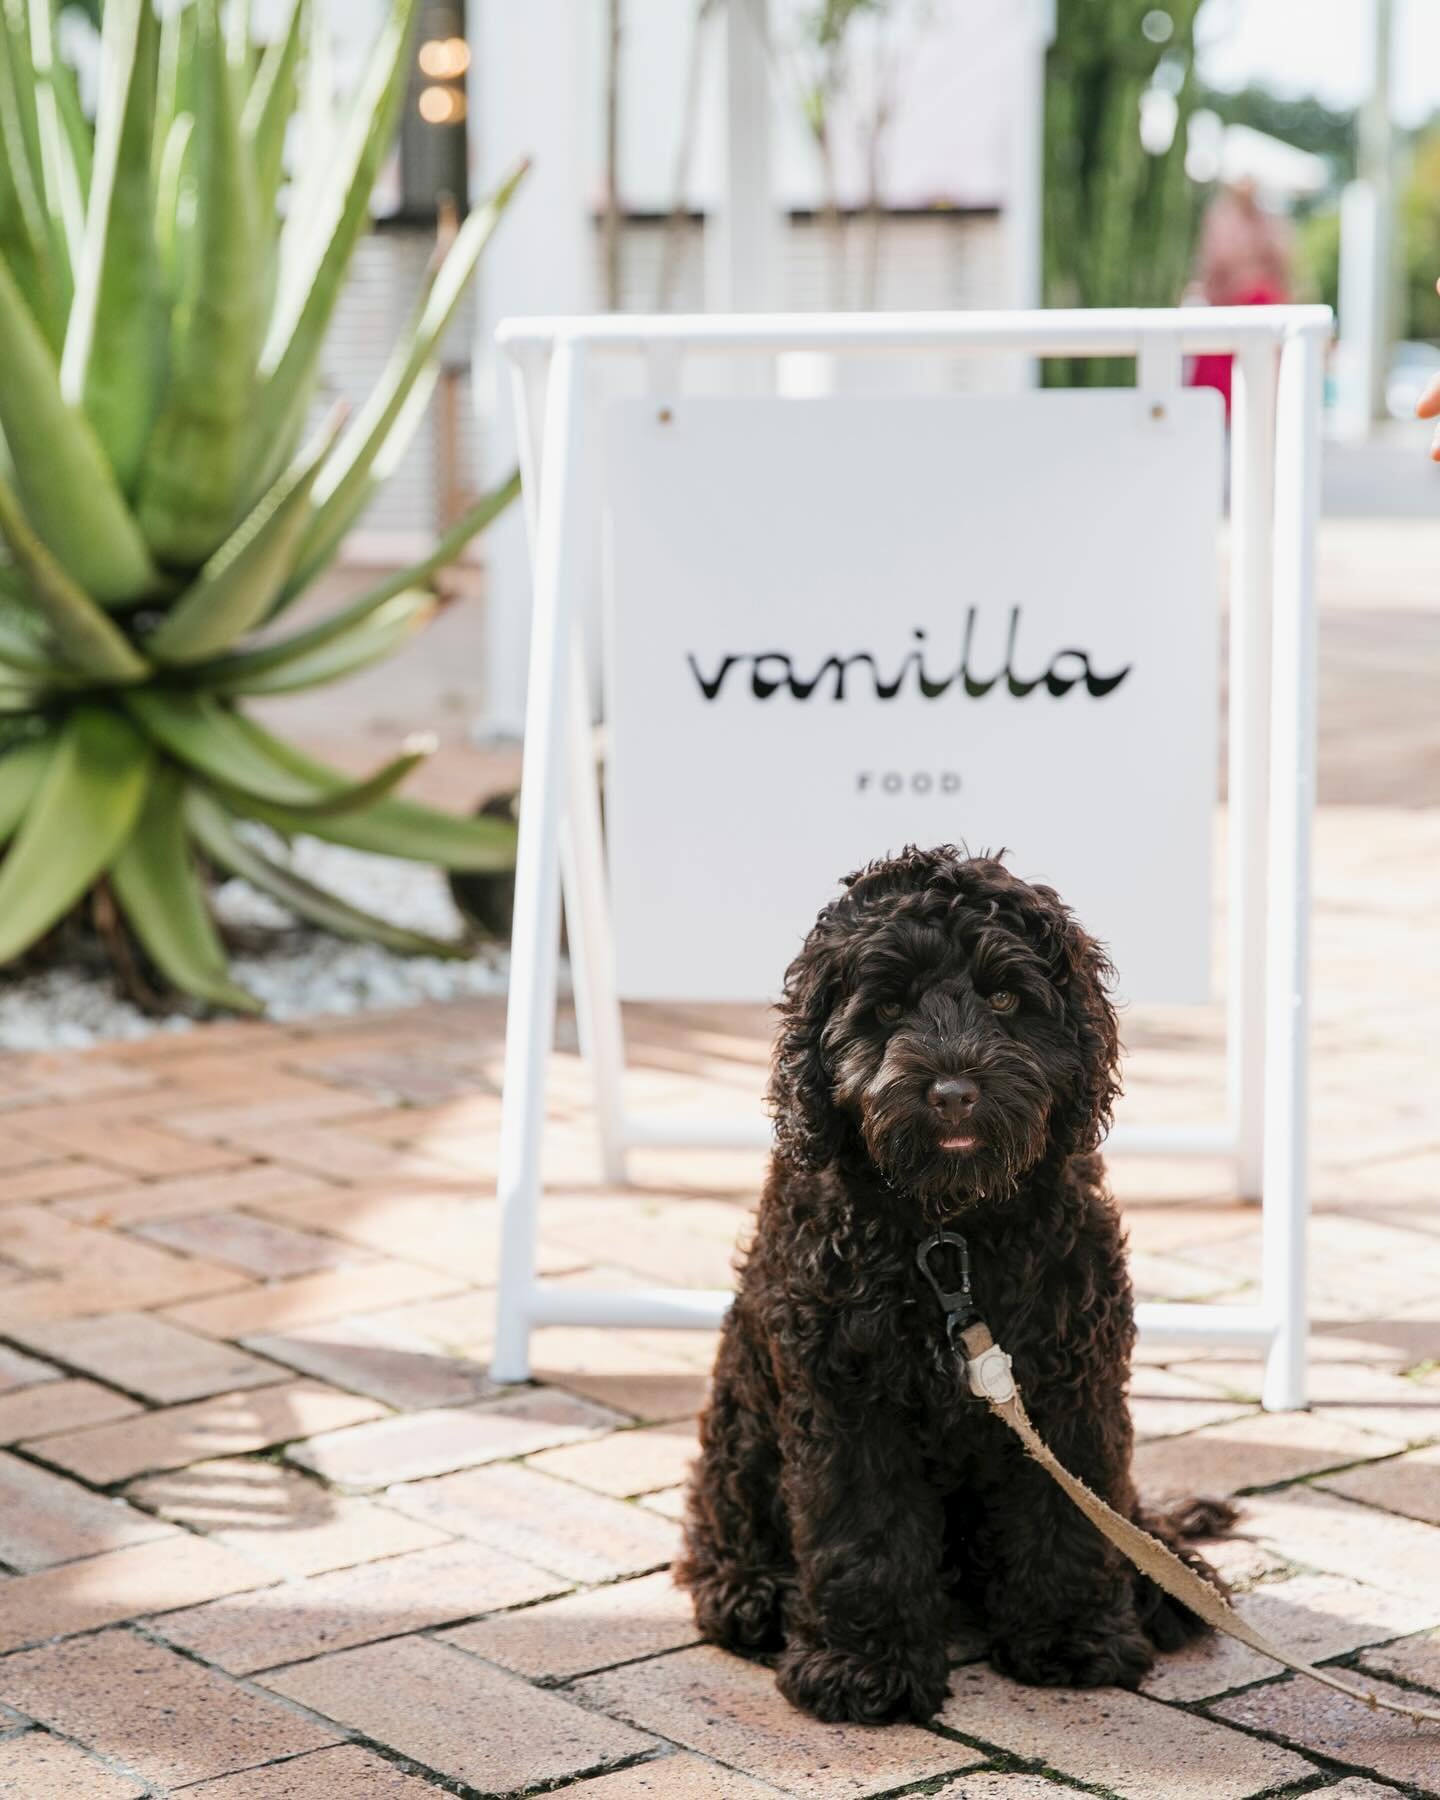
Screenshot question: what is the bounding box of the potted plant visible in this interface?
[0,0,525,1012]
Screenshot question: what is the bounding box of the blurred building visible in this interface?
[321,0,1045,558]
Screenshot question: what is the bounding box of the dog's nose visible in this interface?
[928,1076,980,1121]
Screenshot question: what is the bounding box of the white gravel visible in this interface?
[0,837,515,1051]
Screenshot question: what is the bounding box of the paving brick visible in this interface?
[1358,1626,1440,1692]
[1133,1408,1395,1502]
[443,1568,697,1680]
[0,1343,59,1394]
[1140,1572,1440,1702]
[156,1538,563,1674]
[558,1754,786,1798]
[0,1628,338,1788]
[576,1645,976,1799]
[1308,1783,1420,1800]
[0,1129,60,1171]
[161,1260,468,1339]
[1211,1672,1440,1788]
[6,1118,248,1178]
[1186,1356,1440,1445]
[932,1780,1094,1799]
[347,1287,498,1354]
[10,1312,286,1405]
[0,1265,247,1325]
[0,1451,172,1570]
[180,1744,447,1798]
[262,1635,654,1794]
[638,1485,688,1522]
[128,1456,447,1577]
[541,1361,711,1424]
[287,1388,621,1490]
[34,1378,386,1485]
[162,1088,381,1142]
[525,1419,700,1498]
[1234,1486,1440,1594]
[242,1315,499,1410]
[53,1165,339,1229]
[135,1210,361,1279]
[1,1051,156,1097]
[542,1196,747,1289]
[0,1204,242,1300]
[0,1160,127,1207]
[383,1462,681,1581]
[0,1732,145,1798]
[260,1185,584,1285]
[1126,1367,1256,1442]
[937,1664,1314,1798]
[0,1531,274,1653]
[243,1126,460,1185]
[0,1377,139,1443]
[1318,1441,1440,1526]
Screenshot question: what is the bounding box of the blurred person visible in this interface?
[1415,279,1440,458]
[1189,177,1294,417]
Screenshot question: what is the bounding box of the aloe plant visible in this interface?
[0,0,527,1014]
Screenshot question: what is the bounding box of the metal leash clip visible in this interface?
[915,1230,977,1347]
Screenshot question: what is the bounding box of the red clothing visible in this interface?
[1189,283,1288,418]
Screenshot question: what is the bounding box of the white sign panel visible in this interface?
[603,391,1223,1004]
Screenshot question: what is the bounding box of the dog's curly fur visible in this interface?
[677,846,1230,1725]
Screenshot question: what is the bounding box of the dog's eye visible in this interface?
[875,1000,904,1025]
[988,990,1019,1014]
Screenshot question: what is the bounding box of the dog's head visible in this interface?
[768,846,1120,1212]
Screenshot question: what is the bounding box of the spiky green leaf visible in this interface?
[287,161,530,589]
[210,591,437,695]
[145,409,344,666]
[0,705,152,962]
[250,0,417,496]
[48,24,93,196]
[109,764,262,1013]
[26,0,84,285]
[0,11,63,350]
[233,790,519,871]
[0,599,76,687]
[123,689,427,816]
[0,598,61,676]
[0,0,45,223]
[188,787,469,957]
[137,0,263,566]
[0,470,150,680]
[152,0,195,175]
[243,0,305,222]
[277,466,519,628]
[0,256,160,604]
[62,0,163,493]
[154,110,195,289]
[0,735,52,843]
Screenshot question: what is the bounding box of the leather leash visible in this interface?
[917,1231,1440,1727]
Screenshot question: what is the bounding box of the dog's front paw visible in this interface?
[683,1563,785,1653]
[990,1620,1154,1691]
[777,1641,949,1723]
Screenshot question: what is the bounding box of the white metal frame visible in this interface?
[491,306,1330,1410]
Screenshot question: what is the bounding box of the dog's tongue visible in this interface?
[941,1134,978,1152]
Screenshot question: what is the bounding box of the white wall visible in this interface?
[613,0,1024,216]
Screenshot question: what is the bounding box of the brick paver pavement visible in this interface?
[0,519,1437,1795]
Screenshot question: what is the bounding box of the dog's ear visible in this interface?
[767,915,847,1171]
[1031,892,1121,1155]
[1057,916,1121,1154]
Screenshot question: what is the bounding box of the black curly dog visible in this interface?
[677,846,1229,1724]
